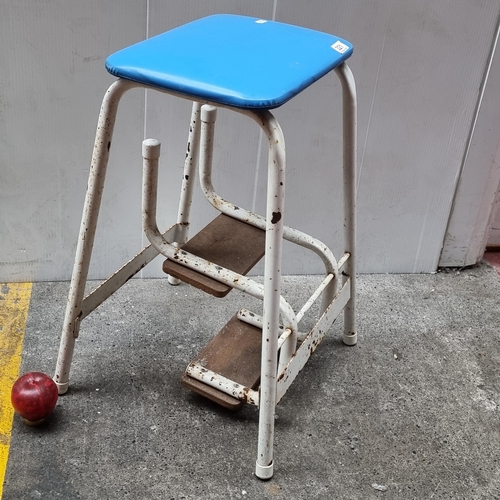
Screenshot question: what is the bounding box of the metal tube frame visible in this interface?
[335,62,357,346]
[166,102,202,285]
[141,138,297,332]
[198,112,340,289]
[53,61,357,480]
[54,79,140,394]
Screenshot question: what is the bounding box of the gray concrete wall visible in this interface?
[1,0,499,280]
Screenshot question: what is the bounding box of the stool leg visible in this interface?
[254,110,286,480]
[335,63,357,346]
[53,79,134,394]
[168,101,202,285]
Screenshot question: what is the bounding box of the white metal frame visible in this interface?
[53,62,357,480]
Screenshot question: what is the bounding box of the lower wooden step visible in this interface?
[163,214,265,297]
[181,313,262,409]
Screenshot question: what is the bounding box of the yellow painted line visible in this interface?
[0,283,32,499]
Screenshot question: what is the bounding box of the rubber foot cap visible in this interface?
[255,461,274,480]
[54,380,69,395]
[168,275,181,286]
[343,332,357,346]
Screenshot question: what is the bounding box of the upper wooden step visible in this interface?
[163,214,266,297]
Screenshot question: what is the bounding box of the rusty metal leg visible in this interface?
[335,62,357,346]
[53,79,136,394]
[168,101,202,285]
[252,109,286,480]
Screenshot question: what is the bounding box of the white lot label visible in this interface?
[331,41,349,54]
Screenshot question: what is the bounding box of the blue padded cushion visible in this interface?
[106,14,353,109]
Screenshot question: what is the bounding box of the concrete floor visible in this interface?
[3,262,500,499]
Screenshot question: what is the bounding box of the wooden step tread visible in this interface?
[181,313,262,409]
[163,214,265,297]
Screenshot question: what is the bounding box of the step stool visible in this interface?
[53,14,357,480]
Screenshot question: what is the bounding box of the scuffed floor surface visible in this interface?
[484,251,500,277]
[3,263,500,499]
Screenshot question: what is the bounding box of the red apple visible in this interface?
[11,372,58,425]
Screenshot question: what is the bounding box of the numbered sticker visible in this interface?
[331,41,349,54]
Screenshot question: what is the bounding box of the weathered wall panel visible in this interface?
[1,1,499,280]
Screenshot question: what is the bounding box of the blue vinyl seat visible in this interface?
[105,14,352,109]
